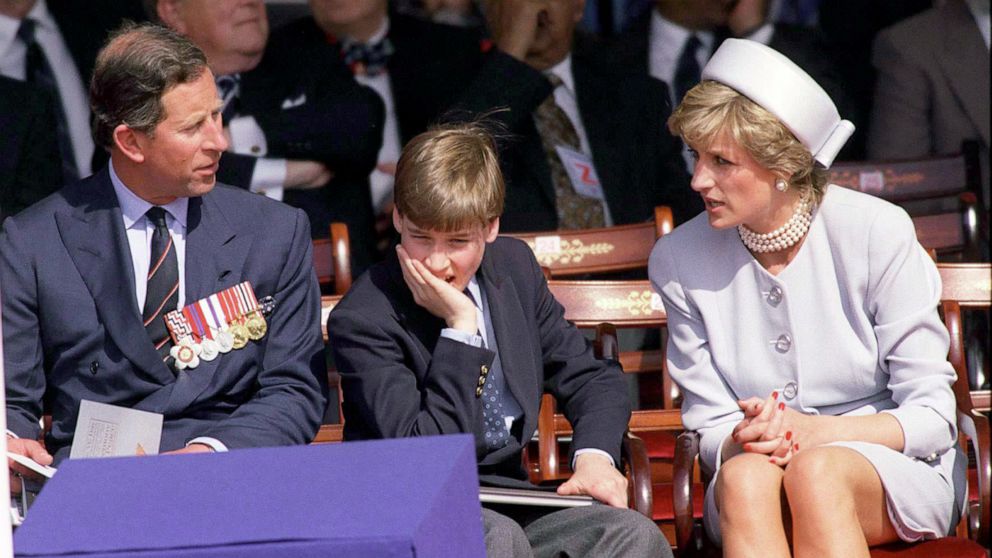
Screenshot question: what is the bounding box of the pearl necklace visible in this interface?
[738,194,813,253]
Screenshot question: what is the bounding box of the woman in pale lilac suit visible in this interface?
[649,39,967,557]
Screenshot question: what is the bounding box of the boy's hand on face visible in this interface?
[397,245,478,334]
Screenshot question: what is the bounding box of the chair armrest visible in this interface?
[622,432,653,518]
[674,430,700,556]
[966,408,990,542]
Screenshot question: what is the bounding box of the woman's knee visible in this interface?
[783,447,859,507]
[716,452,785,510]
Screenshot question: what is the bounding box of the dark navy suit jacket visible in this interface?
[328,237,630,486]
[1,168,327,462]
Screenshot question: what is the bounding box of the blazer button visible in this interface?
[774,334,792,353]
[767,286,783,305]
[481,365,489,375]
[475,386,484,397]
[89,361,99,375]
[782,381,798,400]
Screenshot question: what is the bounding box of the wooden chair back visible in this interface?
[829,142,982,203]
[312,222,353,295]
[502,206,672,277]
[549,279,678,410]
[911,202,983,261]
[939,263,990,541]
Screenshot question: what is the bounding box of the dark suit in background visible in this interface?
[869,0,990,207]
[450,34,699,232]
[215,30,385,274]
[2,169,327,462]
[612,10,860,159]
[275,11,484,259]
[0,75,61,220]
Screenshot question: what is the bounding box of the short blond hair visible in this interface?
[394,122,505,231]
[668,80,828,202]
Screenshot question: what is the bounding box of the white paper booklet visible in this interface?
[69,400,163,458]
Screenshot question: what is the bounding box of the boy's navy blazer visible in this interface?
[1,167,327,461]
[328,237,630,486]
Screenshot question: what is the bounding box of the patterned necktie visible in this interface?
[674,34,702,105]
[532,75,606,229]
[17,18,78,183]
[341,38,395,77]
[465,289,511,450]
[215,74,240,124]
[143,207,180,362]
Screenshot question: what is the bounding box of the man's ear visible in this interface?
[574,0,587,23]
[485,217,500,243]
[113,124,145,164]
[156,0,186,33]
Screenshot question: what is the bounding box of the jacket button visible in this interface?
[475,386,483,397]
[774,334,792,353]
[768,286,783,305]
[782,381,798,400]
[481,365,489,374]
[89,361,99,375]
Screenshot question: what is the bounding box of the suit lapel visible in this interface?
[478,251,539,433]
[183,194,245,303]
[938,2,991,148]
[160,193,250,413]
[55,170,174,385]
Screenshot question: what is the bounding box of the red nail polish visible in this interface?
[743,443,752,452]
[769,458,777,463]
[785,431,792,441]
[772,391,779,400]
[794,443,799,451]
[778,402,785,411]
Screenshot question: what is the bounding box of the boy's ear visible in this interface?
[484,217,500,243]
[392,207,403,234]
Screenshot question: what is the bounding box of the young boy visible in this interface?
[328,122,670,557]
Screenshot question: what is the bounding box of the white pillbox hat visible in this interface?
[701,38,854,168]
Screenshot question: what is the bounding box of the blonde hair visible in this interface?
[394,121,505,231]
[668,80,828,202]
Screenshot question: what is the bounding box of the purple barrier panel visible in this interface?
[14,434,484,558]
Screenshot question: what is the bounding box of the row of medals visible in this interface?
[173,309,268,367]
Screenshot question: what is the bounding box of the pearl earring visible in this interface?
[775,179,788,192]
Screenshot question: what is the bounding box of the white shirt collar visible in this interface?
[650,9,715,67]
[109,160,189,230]
[0,0,54,62]
[545,53,575,95]
[965,0,991,49]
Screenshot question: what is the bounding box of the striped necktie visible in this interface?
[143,207,180,362]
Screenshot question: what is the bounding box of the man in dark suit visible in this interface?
[151,0,385,273]
[869,0,990,207]
[613,0,860,159]
[0,75,61,220]
[281,0,485,248]
[0,0,147,182]
[4,24,325,473]
[448,0,699,232]
[328,123,669,557]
